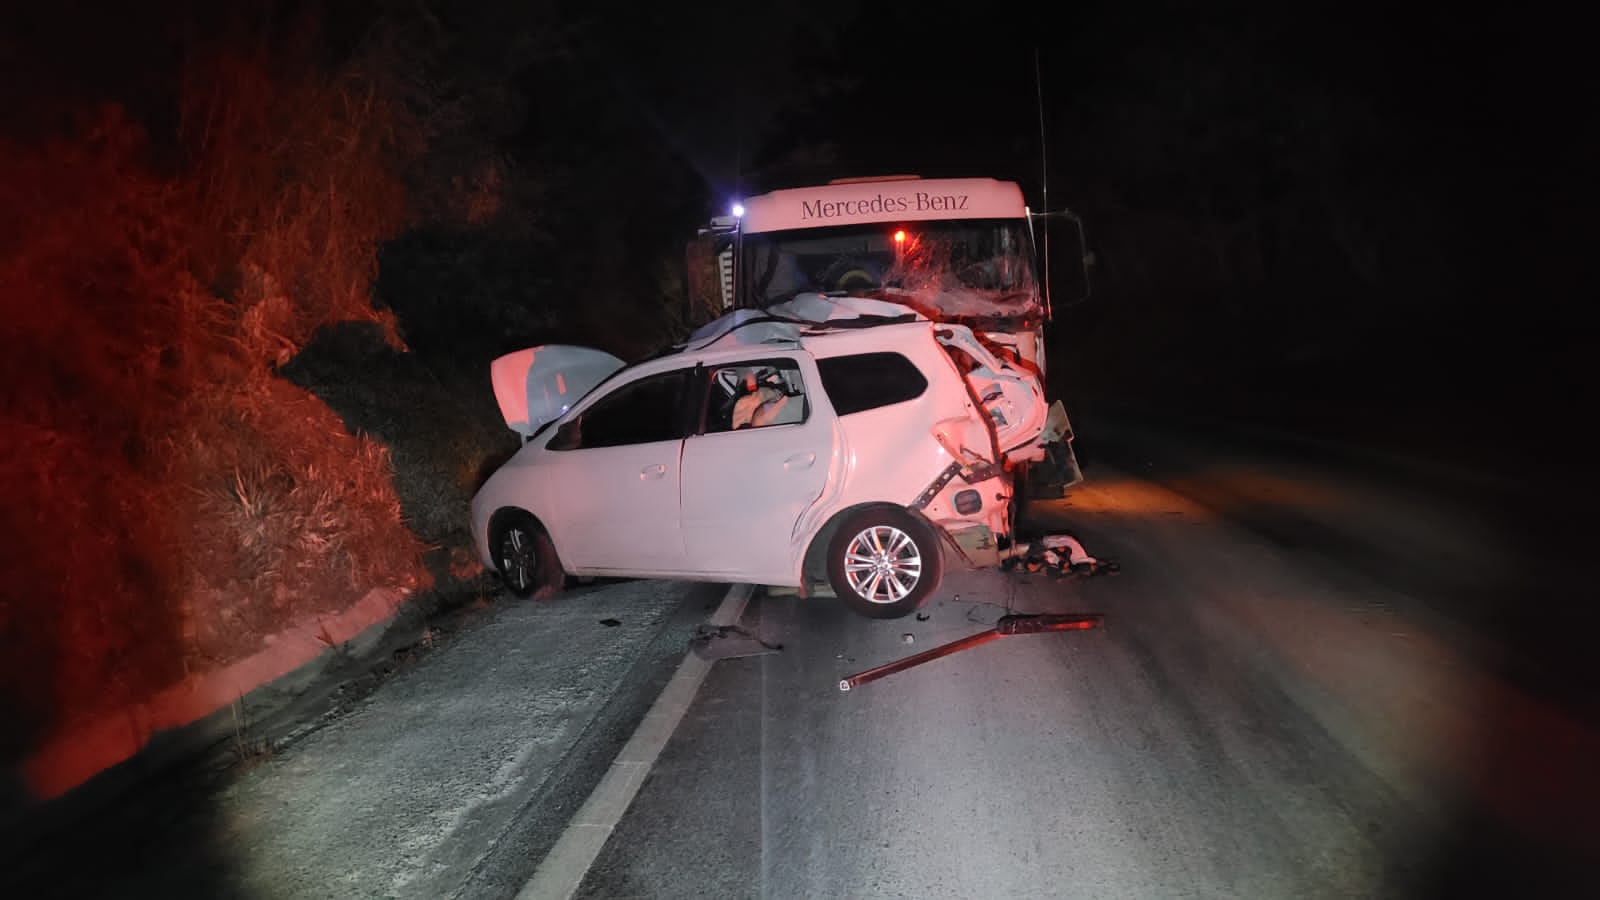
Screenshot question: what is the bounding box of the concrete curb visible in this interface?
[516,582,754,900]
[0,579,489,851]
[14,586,412,803]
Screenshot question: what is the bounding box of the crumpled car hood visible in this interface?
[685,293,927,350]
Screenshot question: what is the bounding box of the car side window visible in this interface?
[816,352,928,416]
[551,369,689,450]
[703,358,809,434]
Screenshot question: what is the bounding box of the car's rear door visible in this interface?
[679,354,834,583]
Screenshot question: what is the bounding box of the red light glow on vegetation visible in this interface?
[1,42,435,799]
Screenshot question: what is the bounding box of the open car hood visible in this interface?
[490,345,625,437]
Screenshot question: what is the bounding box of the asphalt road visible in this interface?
[7,418,1593,899]
[2,580,720,900]
[573,424,1598,899]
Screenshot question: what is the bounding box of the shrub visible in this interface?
[0,26,433,768]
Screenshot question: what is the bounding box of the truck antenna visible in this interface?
[1034,47,1052,319]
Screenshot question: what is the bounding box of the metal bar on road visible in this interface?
[839,630,1006,691]
[838,614,1104,692]
[997,613,1103,635]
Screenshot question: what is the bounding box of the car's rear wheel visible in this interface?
[492,511,563,599]
[826,507,943,619]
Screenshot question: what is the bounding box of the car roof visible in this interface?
[622,317,937,380]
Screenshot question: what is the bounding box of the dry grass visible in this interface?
[0,25,438,767]
[229,698,274,771]
[178,378,429,667]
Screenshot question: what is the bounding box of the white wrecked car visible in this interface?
[470,296,1056,618]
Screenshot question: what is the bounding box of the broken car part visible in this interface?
[690,624,783,661]
[1002,532,1120,578]
[838,613,1103,691]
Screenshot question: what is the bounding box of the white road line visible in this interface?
[516,583,755,900]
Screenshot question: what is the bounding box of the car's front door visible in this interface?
[679,355,834,582]
[543,367,693,573]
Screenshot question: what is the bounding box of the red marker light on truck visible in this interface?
[894,230,906,243]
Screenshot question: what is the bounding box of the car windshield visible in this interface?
[740,219,1042,321]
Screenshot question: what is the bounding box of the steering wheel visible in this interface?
[835,269,875,291]
[820,259,877,292]
[957,261,997,289]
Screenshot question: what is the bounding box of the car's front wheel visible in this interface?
[826,507,943,619]
[491,511,564,599]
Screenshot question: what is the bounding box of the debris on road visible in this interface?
[1001,533,1120,578]
[691,623,783,661]
[838,613,1103,692]
[598,618,622,627]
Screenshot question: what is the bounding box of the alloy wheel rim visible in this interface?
[501,527,537,590]
[843,525,922,604]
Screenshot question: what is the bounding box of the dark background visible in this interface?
[5,0,1590,445]
[462,0,1585,471]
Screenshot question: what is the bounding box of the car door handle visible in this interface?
[640,464,667,480]
[783,452,816,470]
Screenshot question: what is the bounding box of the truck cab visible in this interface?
[688,175,1080,491]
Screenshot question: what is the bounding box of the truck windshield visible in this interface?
[739,219,1042,321]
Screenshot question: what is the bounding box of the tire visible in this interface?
[826,507,944,619]
[491,511,564,599]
